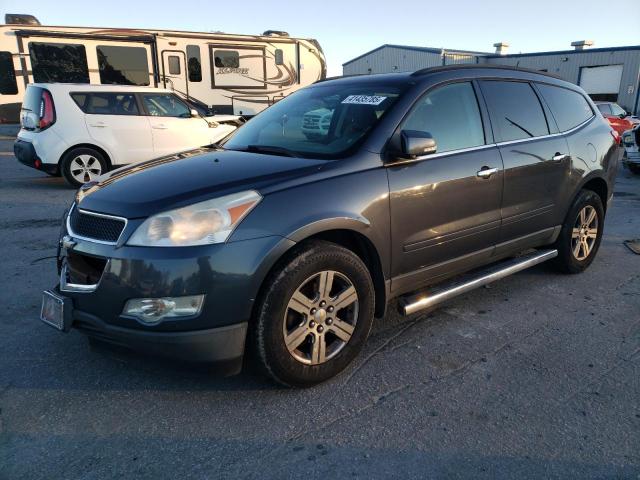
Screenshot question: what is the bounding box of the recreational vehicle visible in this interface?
[0,14,326,123]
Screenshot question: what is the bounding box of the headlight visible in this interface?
[127,190,261,247]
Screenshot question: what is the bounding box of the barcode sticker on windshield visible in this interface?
[342,95,387,105]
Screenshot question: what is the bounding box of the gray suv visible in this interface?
[42,65,619,387]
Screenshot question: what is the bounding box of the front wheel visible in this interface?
[552,189,605,273]
[61,147,108,187]
[253,240,375,387]
[629,164,640,175]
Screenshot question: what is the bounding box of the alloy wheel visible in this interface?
[69,154,102,183]
[282,270,359,365]
[571,205,598,261]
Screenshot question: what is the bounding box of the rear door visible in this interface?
[387,81,504,292]
[139,92,212,156]
[479,80,570,245]
[72,92,154,165]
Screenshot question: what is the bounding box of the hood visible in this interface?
[76,148,327,218]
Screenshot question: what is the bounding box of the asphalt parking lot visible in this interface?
[0,134,639,479]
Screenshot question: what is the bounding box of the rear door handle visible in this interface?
[476,166,499,179]
[89,122,106,128]
[552,152,568,161]
[152,124,168,130]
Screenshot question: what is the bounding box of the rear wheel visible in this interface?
[629,164,640,175]
[552,189,604,273]
[61,147,108,187]
[253,240,375,387]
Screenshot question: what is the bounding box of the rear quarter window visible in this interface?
[536,84,594,132]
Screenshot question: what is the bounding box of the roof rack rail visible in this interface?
[314,73,368,84]
[411,63,562,80]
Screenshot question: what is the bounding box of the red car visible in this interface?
[595,102,640,135]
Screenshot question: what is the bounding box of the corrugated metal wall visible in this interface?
[342,46,443,75]
[343,46,640,113]
[482,49,640,113]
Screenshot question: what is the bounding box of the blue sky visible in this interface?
[3,0,639,76]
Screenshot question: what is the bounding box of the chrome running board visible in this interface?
[399,249,558,316]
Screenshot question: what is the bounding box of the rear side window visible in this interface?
[97,46,150,86]
[480,80,549,142]
[401,81,485,153]
[187,45,202,82]
[597,104,612,115]
[0,51,18,94]
[214,50,239,68]
[71,92,139,115]
[536,84,594,132]
[29,42,89,83]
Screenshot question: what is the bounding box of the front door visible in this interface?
[387,81,504,294]
[162,51,188,96]
[479,80,570,243]
[139,92,211,157]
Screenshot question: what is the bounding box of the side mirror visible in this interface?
[400,130,437,158]
[190,109,199,118]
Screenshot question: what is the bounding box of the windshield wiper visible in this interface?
[244,144,300,158]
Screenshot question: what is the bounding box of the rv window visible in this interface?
[187,45,202,82]
[97,45,150,86]
[29,42,89,84]
[274,49,284,66]
[214,50,239,69]
[0,51,18,95]
[71,92,139,115]
[168,55,181,75]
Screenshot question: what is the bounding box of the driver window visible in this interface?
[401,82,485,153]
[142,94,190,117]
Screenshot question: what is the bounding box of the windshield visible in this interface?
[223,83,405,158]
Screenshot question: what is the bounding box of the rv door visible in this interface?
[211,46,266,89]
[161,51,188,96]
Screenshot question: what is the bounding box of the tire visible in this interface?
[61,147,108,187]
[253,240,375,387]
[629,164,640,175]
[552,189,605,274]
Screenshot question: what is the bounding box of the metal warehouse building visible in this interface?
[343,42,640,114]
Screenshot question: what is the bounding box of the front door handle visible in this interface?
[477,166,499,179]
[152,124,168,130]
[552,152,568,162]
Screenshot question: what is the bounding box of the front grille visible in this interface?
[68,206,126,243]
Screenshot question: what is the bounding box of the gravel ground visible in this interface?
[0,137,639,479]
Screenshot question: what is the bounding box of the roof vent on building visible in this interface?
[263,30,289,37]
[493,42,509,55]
[571,40,594,51]
[5,13,40,25]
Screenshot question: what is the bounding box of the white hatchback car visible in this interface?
[14,84,240,186]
